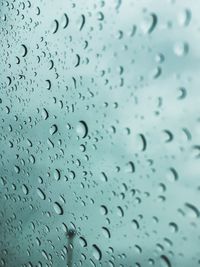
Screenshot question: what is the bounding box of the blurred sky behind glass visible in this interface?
[0,0,200,266]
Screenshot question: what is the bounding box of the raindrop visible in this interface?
[75,54,80,67]
[54,169,61,181]
[37,188,46,200]
[160,255,171,267]
[62,13,69,29]
[42,108,49,120]
[53,202,64,215]
[177,8,191,27]
[141,13,157,34]
[52,19,59,34]
[184,203,199,219]
[49,124,58,135]
[79,14,86,30]
[102,227,111,238]
[173,42,189,57]
[92,244,102,261]
[76,121,88,138]
[125,161,135,173]
[22,184,29,195]
[166,168,178,182]
[79,237,87,247]
[20,44,28,57]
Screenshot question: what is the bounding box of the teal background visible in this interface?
[0,0,200,266]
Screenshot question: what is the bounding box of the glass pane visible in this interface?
[0,0,200,266]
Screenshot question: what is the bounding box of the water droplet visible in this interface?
[166,168,178,182]
[53,202,63,215]
[37,188,46,200]
[20,44,28,57]
[92,244,102,261]
[184,203,199,219]
[22,184,29,195]
[49,124,58,135]
[102,227,111,238]
[173,42,189,57]
[141,13,157,34]
[100,172,108,182]
[177,9,191,27]
[160,255,171,267]
[132,219,140,230]
[54,169,61,181]
[42,108,49,120]
[117,206,124,217]
[125,161,135,173]
[76,121,88,138]
[52,19,59,34]
[100,205,108,215]
[79,237,87,247]
[169,222,178,233]
[61,13,69,29]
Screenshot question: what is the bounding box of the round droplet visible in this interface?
[177,9,191,27]
[53,202,63,215]
[125,161,135,173]
[173,42,189,57]
[169,222,178,233]
[76,120,88,138]
[166,168,178,182]
[100,205,108,215]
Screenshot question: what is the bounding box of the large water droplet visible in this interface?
[141,13,157,34]
[177,9,191,27]
[92,244,102,261]
[37,188,46,200]
[160,255,171,267]
[53,202,63,215]
[76,120,88,138]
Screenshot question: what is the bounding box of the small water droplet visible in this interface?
[49,124,58,135]
[173,42,189,57]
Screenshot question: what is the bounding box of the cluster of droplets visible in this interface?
[0,0,200,267]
